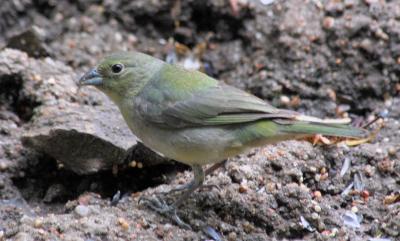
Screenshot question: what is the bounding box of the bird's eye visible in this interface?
[111,63,124,73]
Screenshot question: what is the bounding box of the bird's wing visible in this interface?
[134,65,299,128]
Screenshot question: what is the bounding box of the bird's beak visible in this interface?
[79,68,103,86]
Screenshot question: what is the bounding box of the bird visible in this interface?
[79,51,368,228]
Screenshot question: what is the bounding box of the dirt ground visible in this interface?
[0,0,399,240]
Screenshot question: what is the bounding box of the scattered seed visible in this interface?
[314,205,322,213]
[118,218,129,230]
[351,206,358,213]
[239,184,248,193]
[313,191,322,200]
[137,162,144,169]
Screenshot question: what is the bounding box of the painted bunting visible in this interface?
[79,52,367,228]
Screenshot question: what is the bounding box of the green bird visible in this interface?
[79,52,367,228]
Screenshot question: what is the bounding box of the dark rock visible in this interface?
[6,26,51,58]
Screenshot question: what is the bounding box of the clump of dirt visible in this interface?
[0,0,399,240]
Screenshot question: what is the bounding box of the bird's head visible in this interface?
[79,52,163,103]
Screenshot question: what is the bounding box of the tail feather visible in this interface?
[279,121,368,138]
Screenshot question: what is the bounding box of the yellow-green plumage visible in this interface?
[79,51,367,165]
[79,51,369,227]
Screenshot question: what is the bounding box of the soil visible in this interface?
[0,0,399,240]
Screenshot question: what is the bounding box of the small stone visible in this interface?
[0,160,9,171]
[351,206,358,213]
[311,212,319,220]
[74,205,90,217]
[314,205,322,213]
[280,95,290,105]
[361,190,370,201]
[315,174,321,182]
[33,218,43,228]
[129,161,137,168]
[228,232,237,241]
[243,221,254,233]
[388,147,397,156]
[323,17,335,29]
[137,162,143,169]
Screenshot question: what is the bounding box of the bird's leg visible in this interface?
[167,160,227,194]
[139,164,205,229]
[205,159,227,176]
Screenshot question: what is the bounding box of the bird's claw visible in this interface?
[139,195,191,229]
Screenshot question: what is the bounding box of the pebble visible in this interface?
[243,221,254,233]
[351,206,358,213]
[388,147,397,156]
[129,161,137,168]
[280,95,290,105]
[314,205,322,213]
[309,166,317,173]
[311,212,319,220]
[74,205,90,217]
[228,232,237,241]
[0,160,9,171]
[33,218,43,228]
[323,17,335,29]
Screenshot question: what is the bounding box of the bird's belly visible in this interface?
[128,121,242,165]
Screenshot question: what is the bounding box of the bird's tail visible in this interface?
[278,121,368,138]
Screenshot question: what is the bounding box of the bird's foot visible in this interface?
[138,195,191,229]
